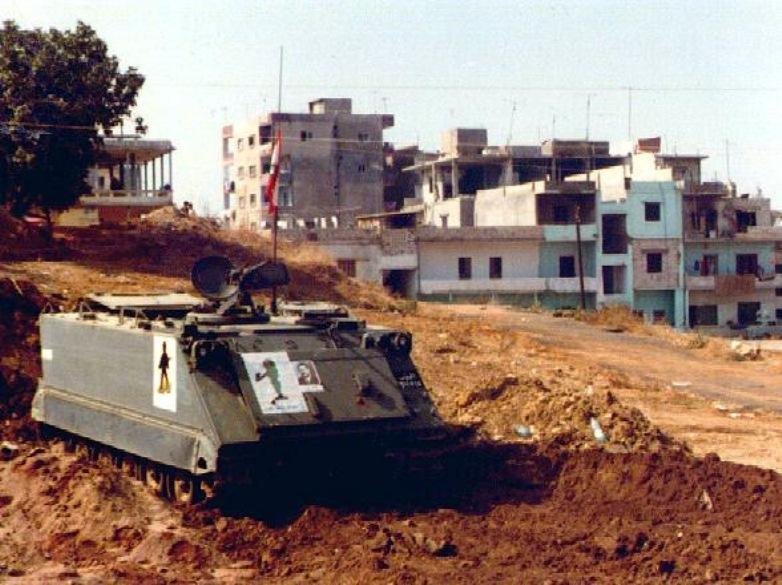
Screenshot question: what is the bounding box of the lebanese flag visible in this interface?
[266,128,282,216]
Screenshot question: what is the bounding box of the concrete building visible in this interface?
[222,98,393,230]
[56,135,174,226]
[404,129,624,228]
[281,128,780,332]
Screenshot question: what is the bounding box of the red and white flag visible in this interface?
[266,128,282,216]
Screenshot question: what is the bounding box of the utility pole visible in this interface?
[575,203,586,311]
[626,86,632,141]
[725,139,731,182]
[585,94,593,140]
[271,45,283,314]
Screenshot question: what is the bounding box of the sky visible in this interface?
[3,0,782,213]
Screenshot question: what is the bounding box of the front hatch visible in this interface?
[236,347,412,426]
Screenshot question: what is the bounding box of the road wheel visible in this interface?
[200,476,216,501]
[96,447,114,467]
[75,441,96,461]
[63,436,77,453]
[171,473,201,505]
[121,455,137,477]
[145,464,167,497]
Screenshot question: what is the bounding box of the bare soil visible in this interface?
[0,218,779,583]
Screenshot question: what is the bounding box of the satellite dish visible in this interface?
[191,256,238,301]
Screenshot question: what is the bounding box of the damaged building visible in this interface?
[273,120,781,332]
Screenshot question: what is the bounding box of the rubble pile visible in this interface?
[137,205,222,236]
[363,308,686,454]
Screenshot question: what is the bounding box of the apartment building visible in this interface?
[222,98,393,230]
[282,128,780,332]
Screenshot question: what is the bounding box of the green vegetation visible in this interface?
[0,20,144,221]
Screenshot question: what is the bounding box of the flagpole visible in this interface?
[271,46,283,314]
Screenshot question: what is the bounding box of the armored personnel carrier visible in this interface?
[32,256,449,503]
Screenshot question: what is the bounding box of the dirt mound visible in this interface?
[362,308,685,453]
[1,441,778,583]
[0,278,45,440]
[47,218,401,310]
[138,205,222,235]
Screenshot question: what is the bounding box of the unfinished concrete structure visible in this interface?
[404,130,622,228]
[223,98,393,231]
[56,135,175,226]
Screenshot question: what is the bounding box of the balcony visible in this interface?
[543,223,597,242]
[686,268,778,291]
[685,275,716,290]
[546,277,598,293]
[419,276,597,295]
[80,189,173,207]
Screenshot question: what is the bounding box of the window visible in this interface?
[602,265,626,294]
[737,302,760,326]
[645,202,661,222]
[358,164,367,173]
[624,177,632,191]
[700,254,718,276]
[553,205,569,223]
[736,253,758,276]
[261,159,271,174]
[337,259,357,277]
[776,263,782,275]
[559,256,576,278]
[358,132,370,142]
[237,138,244,151]
[238,196,246,209]
[248,135,255,148]
[689,305,718,326]
[260,125,272,144]
[237,167,245,179]
[300,130,313,142]
[736,210,757,233]
[777,309,782,320]
[602,214,628,254]
[440,215,448,228]
[278,186,294,207]
[249,194,257,207]
[249,165,257,178]
[646,252,663,273]
[776,288,782,297]
[337,259,356,277]
[458,257,472,280]
[490,257,502,279]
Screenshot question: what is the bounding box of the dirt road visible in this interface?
[441,305,782,413]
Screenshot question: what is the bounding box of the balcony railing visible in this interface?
[419,276,598,295]
[80,189,173,207]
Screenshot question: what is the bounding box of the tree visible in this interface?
[0,20,144,221]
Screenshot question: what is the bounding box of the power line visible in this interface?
[147,82,782,93]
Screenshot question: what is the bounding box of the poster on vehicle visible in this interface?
[153,335,177,412]
[241,352,324,414]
